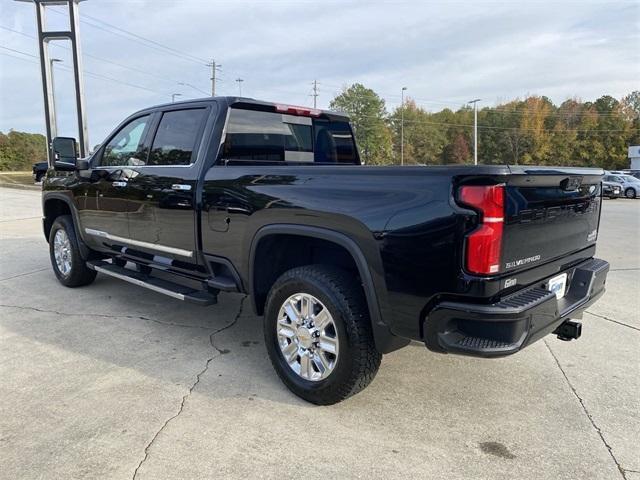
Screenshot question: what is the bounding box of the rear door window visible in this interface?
[147,108,207,166]
[221,108,358,164]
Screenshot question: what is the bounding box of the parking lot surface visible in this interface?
[1,187,638,480]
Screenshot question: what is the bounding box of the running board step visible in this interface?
[87,260,217,306]
[207,275,238,292]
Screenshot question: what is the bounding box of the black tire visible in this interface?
[264,265,381,405]
[49,215,97,287]
[625,188,636,199]
[35,172,45,183]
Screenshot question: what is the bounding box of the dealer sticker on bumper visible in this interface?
[547,273,568,299]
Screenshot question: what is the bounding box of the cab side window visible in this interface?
[147,109,207,166]
[100,115,151,167]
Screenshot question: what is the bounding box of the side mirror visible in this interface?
[52,137,78,168]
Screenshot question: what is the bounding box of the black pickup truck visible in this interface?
[42,97,609,404]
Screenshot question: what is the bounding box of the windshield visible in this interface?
[621,175,640,183]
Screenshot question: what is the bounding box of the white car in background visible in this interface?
[604,173,640,199]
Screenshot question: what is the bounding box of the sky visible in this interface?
[1,0,638,146]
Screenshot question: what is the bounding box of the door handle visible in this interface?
[112,181,128,187]
[171,184,192,191]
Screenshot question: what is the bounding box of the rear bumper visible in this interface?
[423,257,609,357]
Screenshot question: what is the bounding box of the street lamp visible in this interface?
[171,93,182,103]
[236,78,244,96]
[401,87,407,166]
[468,98,481,165]
[50,58,62,135]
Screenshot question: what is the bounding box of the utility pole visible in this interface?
[206,59,221,96]
[468,98,481,165]
[16,0,90,161]
[171,93,182,103]
[401,87,407,166]
[311,80,319,108]
[235,78,244,97]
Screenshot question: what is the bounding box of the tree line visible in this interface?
[0,130,46,171]
[2,88,638,170]
[330,85,640,169]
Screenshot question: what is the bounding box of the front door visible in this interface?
[78,114,152,249]
[125,106,211,263]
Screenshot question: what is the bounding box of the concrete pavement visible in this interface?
[0,187,638,479]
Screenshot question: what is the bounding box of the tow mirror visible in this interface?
[52,137,78,170]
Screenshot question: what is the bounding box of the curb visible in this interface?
[0,183,42,192]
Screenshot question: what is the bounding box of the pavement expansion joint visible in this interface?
[0,304,212,330]
[585,311,640,332]
[0,267,49,283]
[131,295,246,480]
[544,340,628,480]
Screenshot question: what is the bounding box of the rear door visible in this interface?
[125,105,211,262]
[501,168,602,273]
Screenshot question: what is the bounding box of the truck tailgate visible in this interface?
[502,167,603,274]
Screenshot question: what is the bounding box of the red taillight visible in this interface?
[275,104,321,117]
[459,185,505,275]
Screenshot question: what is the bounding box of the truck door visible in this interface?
[124,106,211,263]
[78,114,152,248]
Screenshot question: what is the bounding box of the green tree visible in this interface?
[0,130,47,171]
[329,83,393,165]
[388,100,447,164]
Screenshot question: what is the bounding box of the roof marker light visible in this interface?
[275,104,321,117]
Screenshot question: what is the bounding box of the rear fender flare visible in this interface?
[248,224,407,353]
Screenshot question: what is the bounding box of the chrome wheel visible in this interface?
[53,229,72,276]
[276,293,339,381]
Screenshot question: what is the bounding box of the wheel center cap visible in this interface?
[296,326,314,349]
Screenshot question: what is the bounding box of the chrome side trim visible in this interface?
[84,228,193,258]
[171,184,192,191]
[92,265,186,301]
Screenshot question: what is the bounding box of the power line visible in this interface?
[0,45,38,58]
[364,113,631,134]
[81,11,208,64]
[47,7,208,66]
[0,25,208,91]
[0,45,169,96]
[323,81,629,118]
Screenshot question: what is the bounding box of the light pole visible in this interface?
[235,78,244,96]
[49,58,62,136]
[171,93,182,103]
[468,98,481,165]
[401,86,407,166]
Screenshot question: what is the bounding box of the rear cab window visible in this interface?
[220,107,359,165]
[148,108,207,166]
